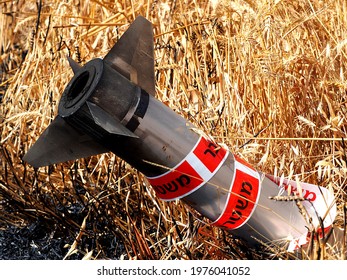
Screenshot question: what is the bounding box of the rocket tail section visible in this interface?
[24,17,155,168]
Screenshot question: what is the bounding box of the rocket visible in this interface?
[23,16,340,252]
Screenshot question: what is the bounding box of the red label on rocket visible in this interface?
[147,136,229,201]
[212,155,260,230]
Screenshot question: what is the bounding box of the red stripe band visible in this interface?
[212,155,260,230]
[147,136,229,201]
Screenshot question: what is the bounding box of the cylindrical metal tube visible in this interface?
[23,16,338,252]
[56,58,335,248]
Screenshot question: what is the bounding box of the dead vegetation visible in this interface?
[0,0,346,259]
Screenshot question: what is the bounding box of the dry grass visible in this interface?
[0,0,346,259]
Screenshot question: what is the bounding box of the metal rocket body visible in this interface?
[23,16,338,250]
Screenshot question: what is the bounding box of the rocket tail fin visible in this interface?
[87,101,138,137]
[67,56,82,74]
[104,16,155,96]
[23,116,109,168]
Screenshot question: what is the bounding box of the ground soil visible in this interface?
[0,222,79,260]
[0,220,127,260]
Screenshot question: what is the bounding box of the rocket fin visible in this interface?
[87,101,138,138]
[67,56,82,74]
[104,16,155,96]
[23,116,109,168]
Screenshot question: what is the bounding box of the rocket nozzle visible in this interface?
[58,58,103,118]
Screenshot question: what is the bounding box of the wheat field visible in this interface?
[0,0,346,260]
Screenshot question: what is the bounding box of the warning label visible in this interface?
[147,136,229,201]
[212,155,260,229]
[266,174,337,229]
